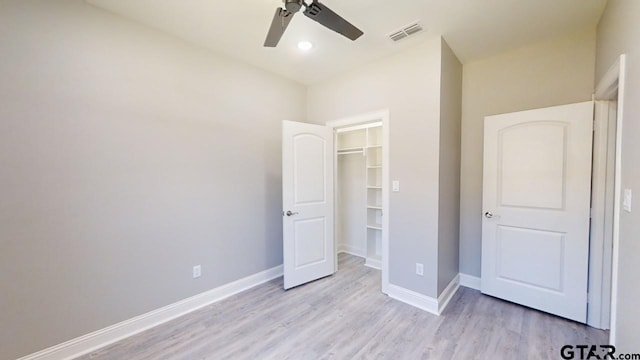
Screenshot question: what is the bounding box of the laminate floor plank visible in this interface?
[79,254,607,360]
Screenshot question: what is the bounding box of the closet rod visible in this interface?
[337,149,365,155]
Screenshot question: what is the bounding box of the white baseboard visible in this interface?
[387,284,439,315]
[437,274,460,314]
[364,257,382,270]
[337,244,366,258]
[387,275,460,316]
[19,265,284,360]
[459,273,481,290]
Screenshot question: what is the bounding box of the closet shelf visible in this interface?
[367,165,382,169]
[337,146,364,152]
[367,145,383,149]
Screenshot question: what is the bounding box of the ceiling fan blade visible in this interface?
[303,0,363,41]
[264,8,295,47]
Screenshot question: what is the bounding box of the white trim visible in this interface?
[387,284,439,315]
[611,55,626,346]
[386,276,460,316]
[437,275,460,314]
[588,100,616,330]
[326,109,390,294]
[18,265,284,360]
[338,244,366,258]
[335,121,383,133]
[595,58,622,100]
[459,273,482,290]
[381,111,390,294]
[364,257,382,270]
[326,110,388,129]
[593,54,626,345]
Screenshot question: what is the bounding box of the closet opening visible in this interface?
[327,111,390,293]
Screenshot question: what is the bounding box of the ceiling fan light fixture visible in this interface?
[297,41,313,51]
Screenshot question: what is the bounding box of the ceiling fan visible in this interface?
[264,0,364,47]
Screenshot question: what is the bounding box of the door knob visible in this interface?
[285,210,299,217]
[484,211,494,219]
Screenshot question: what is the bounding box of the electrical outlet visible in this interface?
[192,265,202,279]
[415,263,424,276]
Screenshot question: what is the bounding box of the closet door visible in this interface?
[282,120,335,289]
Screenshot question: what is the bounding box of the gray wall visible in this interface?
[437,39,462,295]
[459,29,597,277]
[307,38,444,297]
[595,0,640,351]
[0,1,306,358]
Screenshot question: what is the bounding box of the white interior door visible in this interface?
[481,102,593,323]
[282,120,334,290]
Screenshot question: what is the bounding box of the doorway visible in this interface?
[479,54,627,333]
[328,110,390,294]
[280,110,389,293]
[590,54,627,341]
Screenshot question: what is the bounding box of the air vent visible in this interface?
[389,31,408,42]
[387,22,424,42]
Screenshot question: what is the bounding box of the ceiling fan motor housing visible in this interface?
[284,0,303,13]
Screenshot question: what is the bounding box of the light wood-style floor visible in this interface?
[79,254,608,360]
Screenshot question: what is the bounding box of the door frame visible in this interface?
[326,109,390,294]
[592,54,626,343]
[588,99,616,329]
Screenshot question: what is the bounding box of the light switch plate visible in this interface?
[193,265,202,278]
[415,263,424,276]
[623,189,632,212]
[392,180,400,192]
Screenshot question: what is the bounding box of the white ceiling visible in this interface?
[86,0,607,85]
